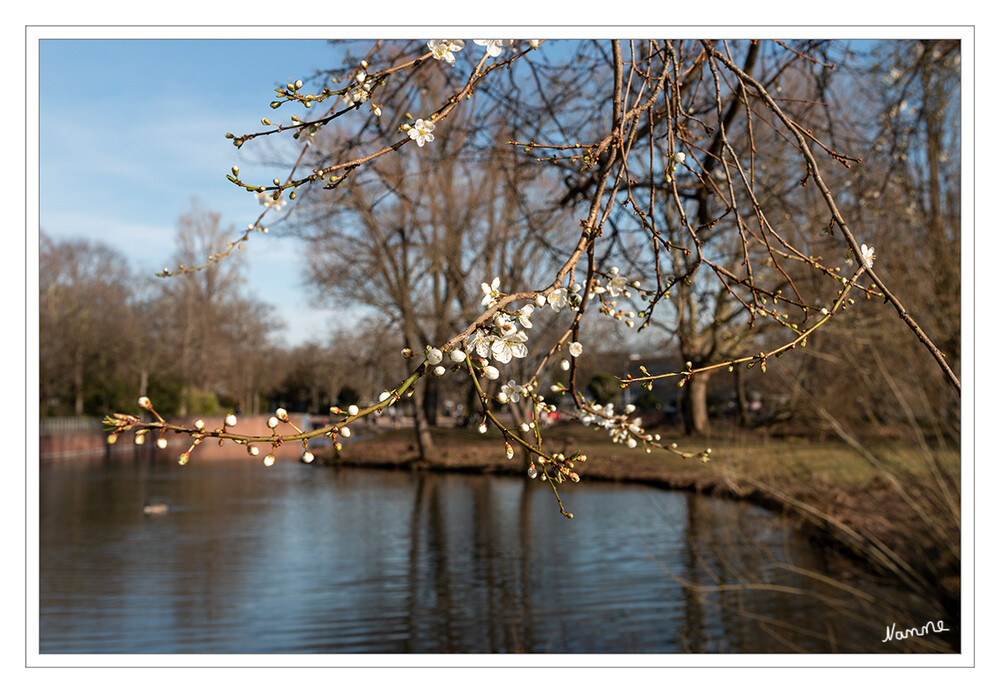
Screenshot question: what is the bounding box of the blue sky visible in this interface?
[38,38,351,346]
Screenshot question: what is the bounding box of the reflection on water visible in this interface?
[38,454,954,654]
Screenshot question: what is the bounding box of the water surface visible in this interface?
[38,454,950,654]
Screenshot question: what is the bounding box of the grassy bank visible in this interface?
[324,421,961,616]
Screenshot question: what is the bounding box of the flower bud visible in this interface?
[560,359,570,371]
[302,451,315,463]
[107,433,118,445]
[449,349,467,363]
[426,348,443,365]
[401,347,414,358]
[225,414,238,427]
[248,445,260,456]
[178,452,190,465]
[484,365,500,380]
[267,417,279,429]
[276,408,288,421]
[341,427,352,438]
[138,396,152,409]
[134,434,145,446]
[379,391,391,402]
[263,455,275,467]
[505,442,514,459]
[156,438,168,449]
[433,365,446,376]
[348,404,359,416]
[194,419,205,431]
[478,422,488,434]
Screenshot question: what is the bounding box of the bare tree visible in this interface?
[108,38,960,518]
[155,201,282,416]
[39,232,143,415]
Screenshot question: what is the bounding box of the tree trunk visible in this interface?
[423,376,439,427]
[733,366,749,428]
[410,379,436,460]
[682,370,711,435]
[73,358,85,417]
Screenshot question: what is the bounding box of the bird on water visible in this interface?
[142,501,169,516]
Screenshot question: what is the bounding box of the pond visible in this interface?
[38,452,952,654]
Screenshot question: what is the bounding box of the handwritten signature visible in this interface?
[883,620,950,643]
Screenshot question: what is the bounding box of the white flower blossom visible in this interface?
[474,39,512,57]
[515,305,534,329]
[427,39,465,65]
[342,73,376,105]
[481,276,501,306]
[569,341,583,358]
[607,273,628,297]
[861,243,876,269]
[494,313,516,337]
[491,330,528,363]
[501,380,522,403]
[548,287,568,311]
[467,329,493,358]
[255,190,286,212]
[408,118,435,147]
